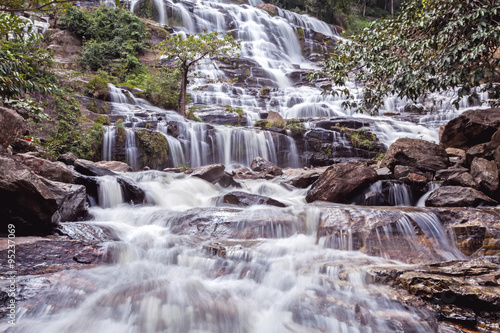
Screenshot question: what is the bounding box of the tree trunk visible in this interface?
[179,64,188,118]
[391,0,394,17]
[363,0,366,16]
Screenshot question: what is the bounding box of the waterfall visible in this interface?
[98,176,124,208]
[125,128,138,171]
[102,125,115,161]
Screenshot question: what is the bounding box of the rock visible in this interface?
[116,177,146,205]
[306,162,378,203]
[218,191,287,207]
[96,161,133,173]
[40,179,89,222]
[434,167,469,181]
[255,3,278,15]
[14,153,75,183]
[0,156,60,235]
[74,174,99,201]
[10,138,42,154]
[381,138,449,173]
[442,172,480,190]
[265,110,285,126]
[465,143,496,166]
[425,186,497,207]
[162,167,183,173]
[362,191,391,206]
[250,156,283,176]
[57,152,78,165]
[394,165,417,179]
[74,159,116,177]
[445,148,466,159]
[470,157,499,195]
[0,107,26,149]
[440,108,500,149]
[367,258,500,331]
[281,167,328,188]
[375,167,392,177]
[218,172,241,188]
[405,172,429,184]
[189,164,226,183]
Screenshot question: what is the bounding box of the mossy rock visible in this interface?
[135,129,169,169]
[347,129,378,151]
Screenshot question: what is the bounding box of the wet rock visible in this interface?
[255,3,278,15]
[440,108,500,149]
[434,167,469,181]
[218,172,241,188]
[394,165,417,179]
[57,152,78,165]
[219,191,286,207]
[470,157,499,195]
[425,186,497,207]
[367,258,500,331]
[162,167,183,173]
[375,167,392,177]
[56,222,119,242]
[381,138,449,173]
[266,110,285,126]
[14,153,75,183]
[465,142,496,167]
[116,177,146,205]
[250,156,283,176]
[306,162,378,203]
[189,164,226,183]
[10,138,43,154]
[161,207,305,239]
[232,167,263,180]
[41,179,89,222]
[74,159,116,177]
[362,191,391,206]
[96,161,132,173]
[0,156,60,235]
[197,109,244,126]
[281,167,328,188]
[0,106,26,149]
[0,238,105,276]
[442,172,480,190]
[446,148,466,159]
[74,173,99,201]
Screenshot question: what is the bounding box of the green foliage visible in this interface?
[135,129,169,169]
[284,119,306,135]
[254,119,267,127]
[347,129,378,151]
[116,119,126,143]
[0,0,75,14]
[259,86,270,96]
[86,70,115,100]
[314,0,500,113]
[137,0,155,20]
[224,105,233,112]
[60,6,148,73]
[124,67,181,110]
[159,31,241,116]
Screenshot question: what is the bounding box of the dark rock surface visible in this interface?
[0,107,26,149]
[116,177,146,205]
[74,159,116,177]
[250,156,283,176]
[306,162,378,203]
[14,153,75,183]
[440,108,500,149]
[219,191,286,207]
[281,167,328,188]
[189,164,226,183]
[470,157,499,195]
[41,179,89,222]
[381,138,449,173]
[96,161,133,173]
[425,186,497,207]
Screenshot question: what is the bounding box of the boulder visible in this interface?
[367,258,500,331]
[440,108,500,149]
[381,138,449,173]
[0,107,26,149]
[281,167,328,188]
[434,167,469,181]
[116,177,146,205]
[218,191,286,207]
[218,172,241,188]
[306,162,378,203]
[255,3,279,15]
[0,156,60,235]
[394,165,417,179]
[74,159,116,177]
[265,110,285,126]
[425,186,497,207]
[250,156,283,176]
[470,157,499,195]
[465,143,496,166]
[40,179,89,222]
[96,161,133,173]
[57,152,78,165]
[189,164,226,183]
[14,153,75,183]
[442,172,480,190]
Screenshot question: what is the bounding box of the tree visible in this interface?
[0,0,76,13]
[158,31,240,117]
[315,0,500,113]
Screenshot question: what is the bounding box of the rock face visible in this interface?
[189,164,226,183]
[96,161,132,173]
[116,177,146,205]
[440,108,500,149]
[306,162,378,203]
[0,107,26,149]
[219,191,286,207]
[381,138,449,173]
[470,157,499,195]
[0,156,60,234]
[281,167,328,188]
[255,3,278,15]
[367,258,500,331]
[250,156,283,176]
[74,159,116,177]
[14,153,75,183]
[425,186,497,207]
[40,179,89,222]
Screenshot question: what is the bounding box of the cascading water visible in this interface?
[102,126,116,161]
[125,128,139,171]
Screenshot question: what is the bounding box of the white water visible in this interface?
[10,174,463,333]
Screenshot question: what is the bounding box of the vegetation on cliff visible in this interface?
[135,129,169,169]
[315,0,500,113]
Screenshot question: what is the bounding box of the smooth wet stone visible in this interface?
[425,186,497,207]
[96,160,133,173]
[14,153,75,184]
[74,159,116,177]
[470,157,499,195]
[281,166,328,188]
[40,178,89,222]
[250,156,283,176]
[188,164,226,183]
[218,191,287,207]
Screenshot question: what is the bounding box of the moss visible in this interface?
[259,86,270,97]
[135,129,169,169]
[116,119,126,144]
[347,129,378,151]
[225,105,233,112]
[254,119,267,127]
[235,107,243,126]
[296,27,304,39]
[284,119,306,136]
